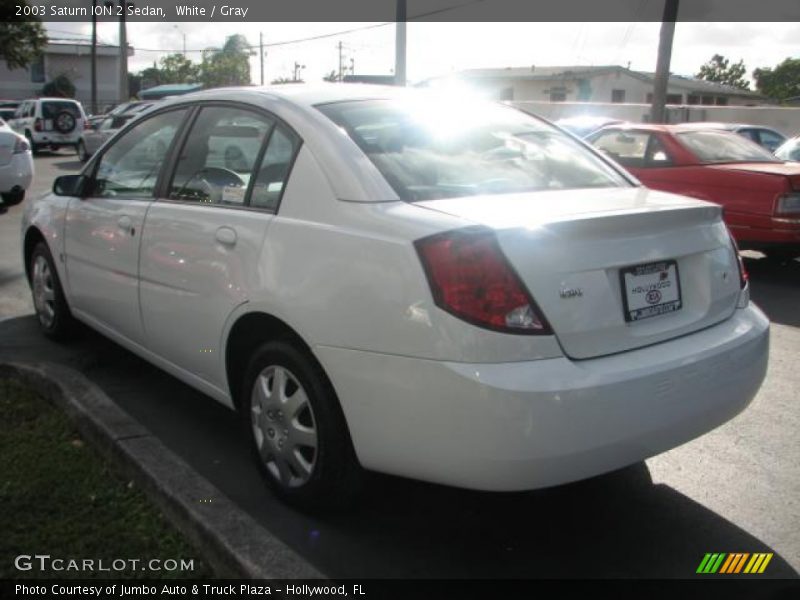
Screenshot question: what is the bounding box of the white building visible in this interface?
[0,41,133,110]
[426,65,767,106]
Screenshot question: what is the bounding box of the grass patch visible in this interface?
[0,378,213,579]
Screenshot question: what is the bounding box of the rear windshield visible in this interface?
[42,101,81,119]
[317,98,629,201]
[775,138,800,162]
[676,130,778,163]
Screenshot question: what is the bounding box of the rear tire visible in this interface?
[30,242,76,340]
[242,340,363,511]
[25,131,39,155]
[1,189,24,207]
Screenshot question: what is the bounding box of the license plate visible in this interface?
[620,260,682,322]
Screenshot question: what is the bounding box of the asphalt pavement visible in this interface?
[1,151,798,578]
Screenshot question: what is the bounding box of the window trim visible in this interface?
[83,106,194,199]
[155,100,303,215]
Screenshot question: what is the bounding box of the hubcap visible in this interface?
[250,365,318,488]
[32,255,56,328]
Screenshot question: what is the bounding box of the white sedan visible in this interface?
[0,118,33,210]
[22,85,769,510]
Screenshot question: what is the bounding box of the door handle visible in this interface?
[215,226,237,246]
[117,215,133,231]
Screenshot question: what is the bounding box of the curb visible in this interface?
[0,361,325,580]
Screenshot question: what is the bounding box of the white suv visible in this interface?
[10,98,87,154]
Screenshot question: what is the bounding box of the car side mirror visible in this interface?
[53,175,85,197]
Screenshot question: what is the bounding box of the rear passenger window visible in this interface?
[169,106,274,205]
[591,130,650,168]
[249,125,300,211]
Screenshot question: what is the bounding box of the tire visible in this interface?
[30,242,76,339]
[242,340,363,511]
[25,131,40,155]
[54,110,76,134]
[764,249,799,264]
[1,189,24,207]
[77,140,89,162]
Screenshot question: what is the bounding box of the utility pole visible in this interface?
[395,0,407,86]
[91,0,97,114]
[293,62,305,82]
[174,25,186,56]
[338,41,344,82]
[105,0,131,103]
[260,32,264,85]
[650,0,679,123]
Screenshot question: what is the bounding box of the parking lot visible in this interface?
[1,151,798,578]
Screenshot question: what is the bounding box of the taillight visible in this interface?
[83,119,90,130]
[415,228,551,335]
[728,230,748,289]
[33,117,42,132]
[12,136,29,154]
[774,192,800,216]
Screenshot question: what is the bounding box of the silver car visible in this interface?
[77,102,154,162]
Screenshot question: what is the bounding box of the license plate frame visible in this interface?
[619,260,682,323]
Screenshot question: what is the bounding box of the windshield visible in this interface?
[775,138,800,162]
[317,98,629,201]
[676,130,778,164]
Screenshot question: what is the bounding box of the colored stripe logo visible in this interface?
[697,552,773,574]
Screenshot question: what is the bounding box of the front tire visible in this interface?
[242,341,363,511]
[1,189,24,207]
[77,140,89,162]
[30,242,76,339]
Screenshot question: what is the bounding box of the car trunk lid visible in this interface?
[415,187,742,359]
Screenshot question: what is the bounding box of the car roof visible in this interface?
[159,83,420,109]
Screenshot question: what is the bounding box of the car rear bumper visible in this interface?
[316,303,769,491]
[0,153,33,194]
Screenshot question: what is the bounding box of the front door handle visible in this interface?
[215,226,237,246]
[117,215,133,232]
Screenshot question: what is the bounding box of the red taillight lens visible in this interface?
[728,230,748,289]
[415,228,551,335]
[33,118,42,132]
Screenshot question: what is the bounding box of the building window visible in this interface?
[701,96,715,105]
[30,55,45,83]
[666,94,682,105]
[611,89,626,103]
[715,97,728,106]
[687,95,700,105]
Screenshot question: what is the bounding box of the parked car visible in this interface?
[775,135,800,162]
[0,108,17,122]
[554,115,625,138]
[587,124,800,262]
[23,86,769,509]
[9,98,88,154]
[677,122,787,153]
[0,118,33,209]
[78,102,157,161]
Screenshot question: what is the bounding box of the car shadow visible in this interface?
[53,158,84,171]
[744,255,800,328]
[0,315,796,579]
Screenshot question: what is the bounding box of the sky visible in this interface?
[43,21,800,87]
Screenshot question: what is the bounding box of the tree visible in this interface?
[42,74,76,98]
[696,54,750,90]
[753,58,800,102]
[0,0,48,70]
[200,35,251,88]
[159,53,200,84]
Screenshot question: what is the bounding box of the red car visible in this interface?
[587,124,800,261]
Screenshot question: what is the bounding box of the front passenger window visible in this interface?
[90,109,188,199]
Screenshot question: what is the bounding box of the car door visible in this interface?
[64,107,190,344]
[139,103,301,388]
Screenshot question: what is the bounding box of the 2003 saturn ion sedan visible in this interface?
[22,85,769,510]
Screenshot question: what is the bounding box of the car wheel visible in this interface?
[764,250,798,264]
[77,140,89,162]
[25,131,39,155]
[242,340,363,511]
[30,242,76,339]
[1,189,25,207]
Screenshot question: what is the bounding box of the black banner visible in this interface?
[3,579,800,600]
[5,0,800,23]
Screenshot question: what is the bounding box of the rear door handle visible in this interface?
[215,226,237,246]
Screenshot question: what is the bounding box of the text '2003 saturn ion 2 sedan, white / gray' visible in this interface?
[22,85,769,510]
